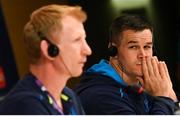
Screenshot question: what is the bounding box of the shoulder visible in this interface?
[62,87,85,115]
[80,73,120,86]
[76,74,135,114]
[0,75,51,114]
[76,73,125,103]
[0,91,49,114]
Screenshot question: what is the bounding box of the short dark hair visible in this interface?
[109,14,153,45]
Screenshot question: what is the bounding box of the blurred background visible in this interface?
[0,0,180,97]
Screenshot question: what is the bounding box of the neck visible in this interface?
[110,57,139,86]
[30,62,70,109]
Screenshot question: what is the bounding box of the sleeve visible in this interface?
[79,85,176,115]
[149,96,175,115]
[174,91,180,114]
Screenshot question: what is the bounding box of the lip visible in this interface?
[80,59,87,64]
[79,61,86,65]
[137,63,142,65]
[79,62,85,67]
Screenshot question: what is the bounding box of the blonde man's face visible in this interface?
[52,16,92,77]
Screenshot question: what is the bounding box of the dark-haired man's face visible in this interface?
[117,29,153,78]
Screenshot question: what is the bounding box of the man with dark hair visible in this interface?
[75,14,177,114]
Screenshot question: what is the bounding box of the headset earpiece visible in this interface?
[108,45,118,57]
[37,32,59,57]
[48,44,59,57]
[108,25,118,57]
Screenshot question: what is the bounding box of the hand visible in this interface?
[137,56,177,101]
[161,61,177,101]
[158,60,177,101]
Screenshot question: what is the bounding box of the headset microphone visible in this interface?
[58,50,73,77]
[38,32,73,77]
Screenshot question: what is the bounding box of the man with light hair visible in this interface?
[0,4,91,115]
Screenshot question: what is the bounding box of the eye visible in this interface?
[129,46,138,49]
[144,45,152,49]
[74,37,81,42]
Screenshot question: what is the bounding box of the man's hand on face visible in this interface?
[137,56,177,101]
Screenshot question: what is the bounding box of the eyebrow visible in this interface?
[127,41,153,45]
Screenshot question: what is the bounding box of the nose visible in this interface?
[83,41,92,56]
[138,48,147,59]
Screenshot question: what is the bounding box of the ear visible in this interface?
[40,40,54,60]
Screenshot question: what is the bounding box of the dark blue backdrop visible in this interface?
[0,4,18,96]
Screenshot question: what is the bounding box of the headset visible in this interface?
[107,26,118,57]
[107,33,158,57]
[107,26,147,96]
[108,45,118,57]
[108,41,157,57]
[37,32,73,77]
[38,32,59,57]
[107,16,157,57]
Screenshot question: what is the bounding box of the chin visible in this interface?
[135,70,143,77]
[72,70,83,77]
[137,72,143,77]
[137,74,143,77]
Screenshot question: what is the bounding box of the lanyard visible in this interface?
[35,79,64,115]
